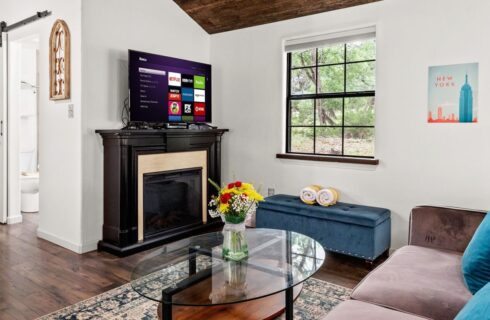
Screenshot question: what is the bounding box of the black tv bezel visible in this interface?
[128,49,212,125]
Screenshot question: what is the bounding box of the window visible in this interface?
[285,32,376,159]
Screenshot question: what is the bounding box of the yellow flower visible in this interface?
[226,188,241,195]
[219,202,230,213]
[247,190,264,201]
[241,183,254,190]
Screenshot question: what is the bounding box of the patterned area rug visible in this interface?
[38,253,351,320]
[38,277,350,320]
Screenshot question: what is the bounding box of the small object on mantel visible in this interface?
[188,123,217,130]
[120,122,218,130]
[165,122,188,129]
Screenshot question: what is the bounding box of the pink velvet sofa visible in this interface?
[324,206,487,320]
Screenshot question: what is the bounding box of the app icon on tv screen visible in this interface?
[129,50,212,123]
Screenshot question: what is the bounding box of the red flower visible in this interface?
[235,181,242,187]
[220,193,231,204]
[227,183,235,189]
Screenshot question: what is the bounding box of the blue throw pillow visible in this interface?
[462,212,490,294]
[456,281,490,320]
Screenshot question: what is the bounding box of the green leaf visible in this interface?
[208,178,222,192]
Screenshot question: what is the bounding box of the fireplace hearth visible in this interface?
[96,128,227,256]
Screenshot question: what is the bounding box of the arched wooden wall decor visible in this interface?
[49,19,70,100]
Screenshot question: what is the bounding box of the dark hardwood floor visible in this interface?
[0,213,384,319]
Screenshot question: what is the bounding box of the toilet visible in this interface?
[21,172,39,213]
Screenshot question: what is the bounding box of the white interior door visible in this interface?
[0,33,8,224]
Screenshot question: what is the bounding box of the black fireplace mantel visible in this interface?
[96,128,228,256]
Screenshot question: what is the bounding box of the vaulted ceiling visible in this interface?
[174,0,381,34]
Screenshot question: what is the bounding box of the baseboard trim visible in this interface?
[7,215,23,224]
[37,228,83,254]
[80,240,98,253]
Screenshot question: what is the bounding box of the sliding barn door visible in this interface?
[0,33,8,224]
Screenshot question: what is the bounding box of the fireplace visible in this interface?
[143,168,203,238]
[96,128,227,256]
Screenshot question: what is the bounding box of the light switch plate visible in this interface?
[268,188,275,197]
[68,104,74,118]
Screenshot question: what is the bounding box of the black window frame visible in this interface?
[286,41,376,159]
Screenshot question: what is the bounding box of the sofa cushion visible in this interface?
[462,211,490,294]
[351,245,472,320]
[322,300,429,320]
[456,281,490,320]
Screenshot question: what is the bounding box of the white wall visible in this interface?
[1,0,83,250]
[211,0,490,249]
[80,0,210,251]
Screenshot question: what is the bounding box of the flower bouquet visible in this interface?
[208,179,264,261]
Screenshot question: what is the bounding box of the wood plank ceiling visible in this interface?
[174,0,381,34]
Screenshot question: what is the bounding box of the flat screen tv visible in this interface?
[129,50,212,123]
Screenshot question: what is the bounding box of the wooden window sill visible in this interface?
[276,153,379,165]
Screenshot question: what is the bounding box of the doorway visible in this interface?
[16,36,39,217]
[0,11,49,225]
[6,35,40,224]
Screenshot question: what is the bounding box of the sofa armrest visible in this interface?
[409,206,486,253]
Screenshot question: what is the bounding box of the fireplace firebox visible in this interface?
[143,168,202,238]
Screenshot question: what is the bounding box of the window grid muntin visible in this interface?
[286,41,375,158]
[290,58,376,71]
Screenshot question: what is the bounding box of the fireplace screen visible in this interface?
[143,168,202,238]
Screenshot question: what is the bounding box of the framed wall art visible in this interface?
[49,19,70,100]
[428,63,478,123]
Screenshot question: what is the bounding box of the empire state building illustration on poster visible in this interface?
[428,62,479,123]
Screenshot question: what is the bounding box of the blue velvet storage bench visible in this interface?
[256,194,391,261]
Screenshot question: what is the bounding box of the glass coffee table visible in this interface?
[131,228,325,319]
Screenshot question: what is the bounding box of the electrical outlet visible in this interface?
[68,104,74,118]
[268,188,275,197]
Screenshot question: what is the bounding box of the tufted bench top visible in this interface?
[259,194,390,228]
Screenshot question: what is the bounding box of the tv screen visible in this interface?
[129,50,212,123]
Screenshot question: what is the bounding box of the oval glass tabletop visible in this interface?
[130,228,325,306]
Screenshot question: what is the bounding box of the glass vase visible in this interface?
[222,218,248,261]
[210,261,248,303]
